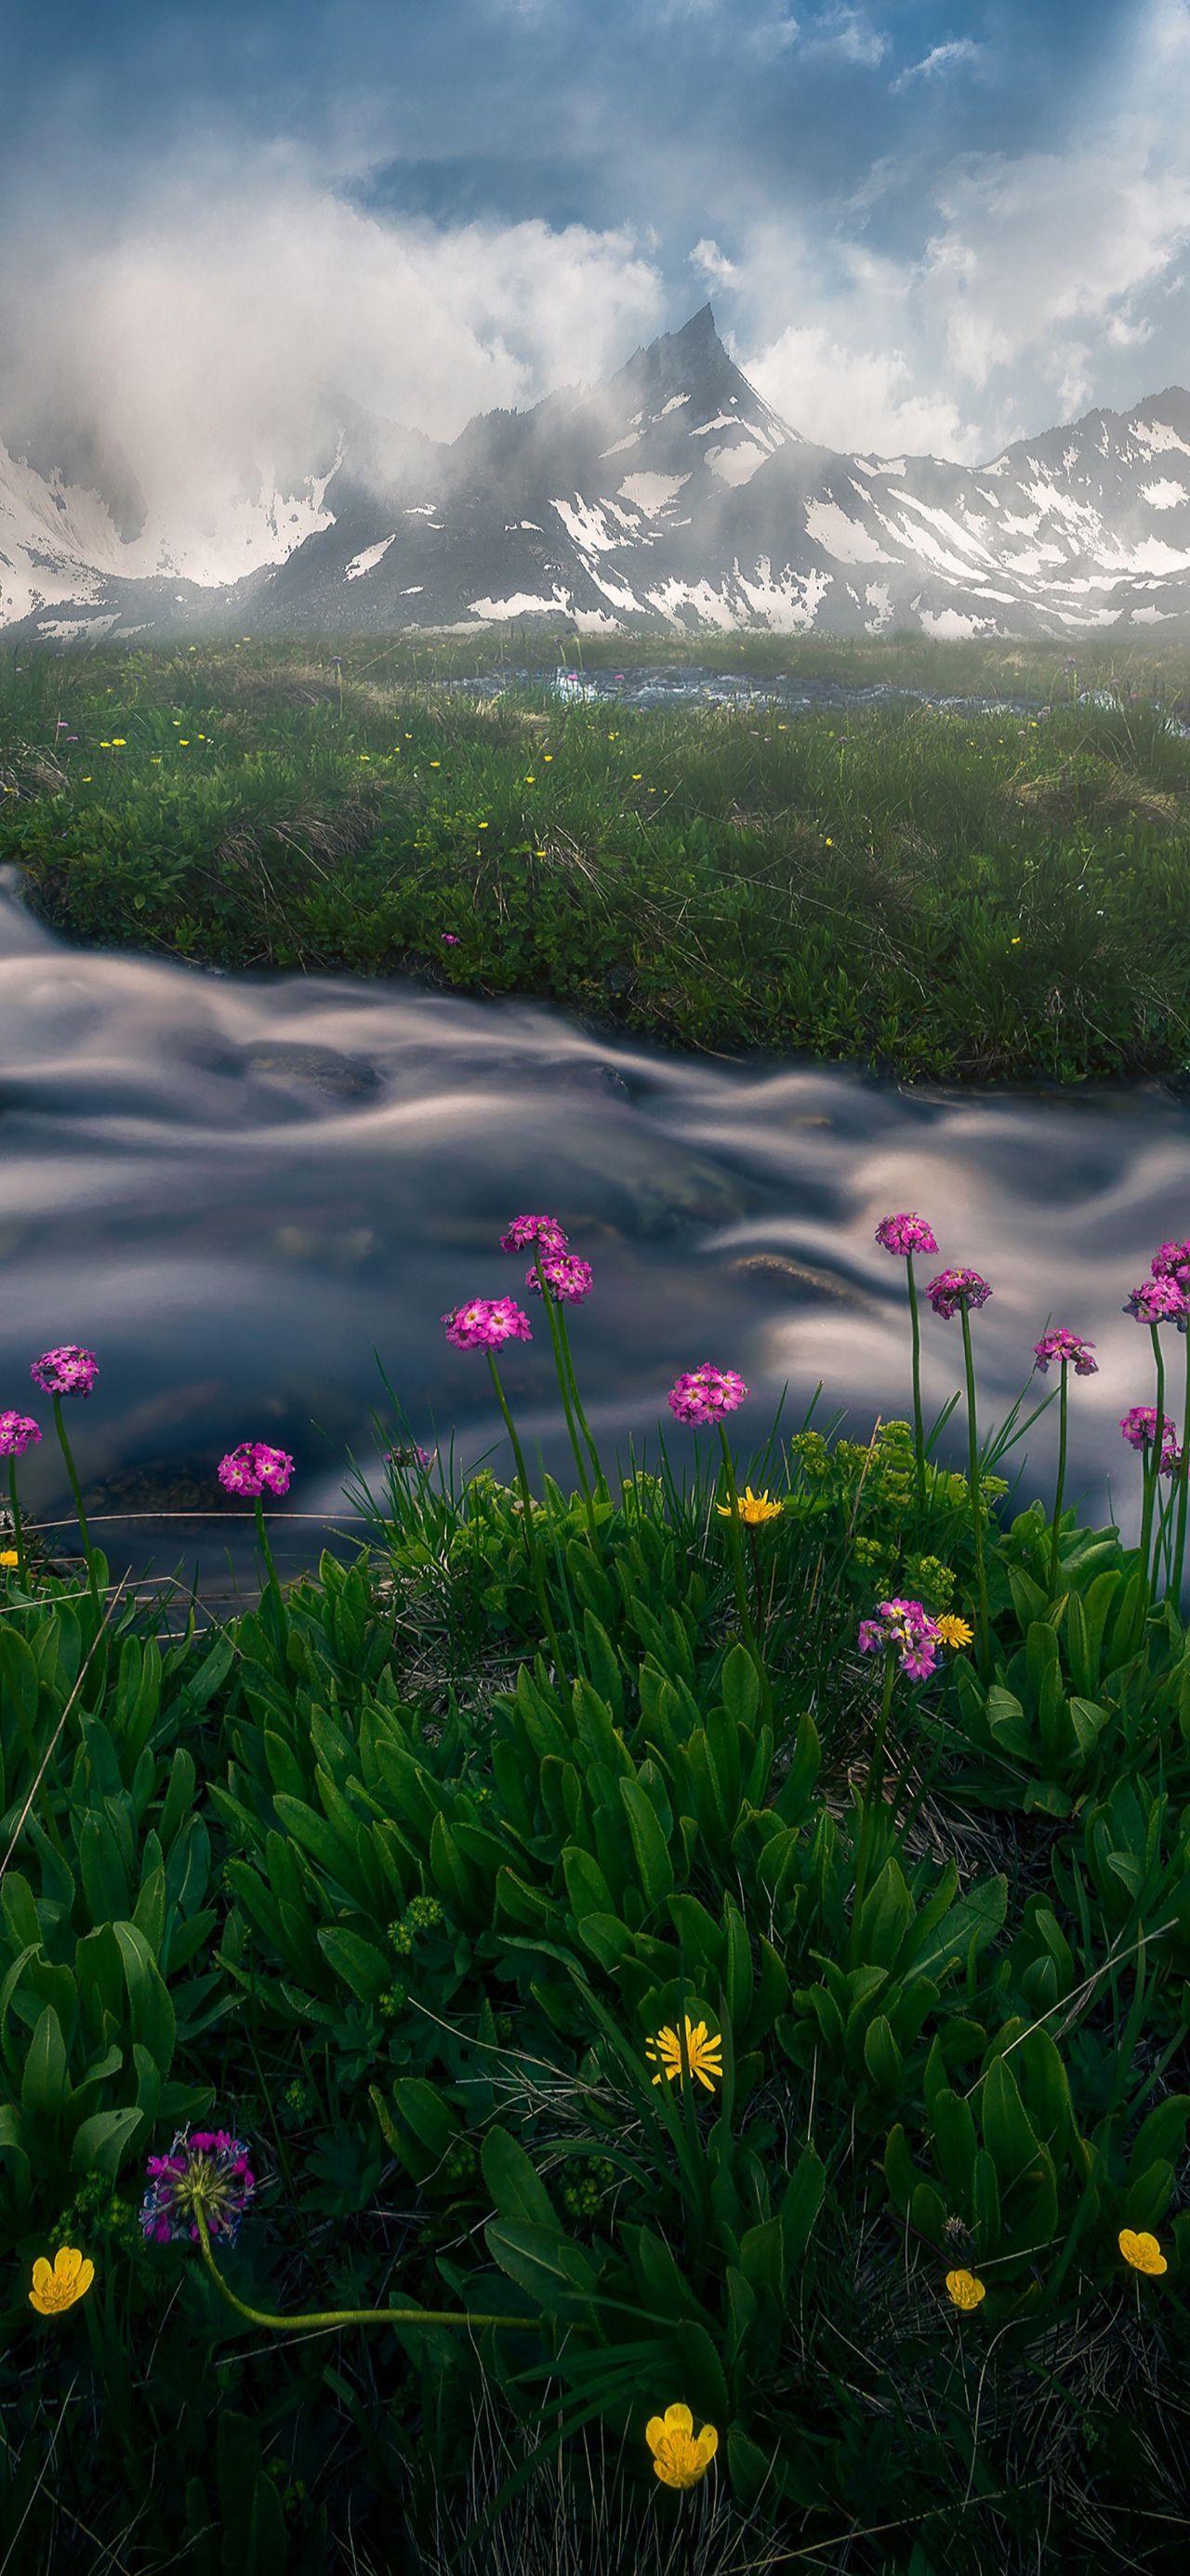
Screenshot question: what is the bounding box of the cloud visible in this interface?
[0,153,665,579]
[690,236,740,286]
[731,0,1190,456]
[892,39,988,94]
[801,7,889,66]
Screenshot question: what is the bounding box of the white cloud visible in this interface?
[733,0,1190,456]
[802,7,889,66]
[892,39,988,93]
[690,236,740,286]
[0,155,665,579]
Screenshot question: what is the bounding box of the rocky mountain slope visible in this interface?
[6,307,1190,640]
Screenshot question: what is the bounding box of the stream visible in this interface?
[1,868,1186,1608]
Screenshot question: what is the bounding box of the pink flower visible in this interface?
[1034,1329,1098,1376]
[1124,1278,1188,1326]
[499,1213,569,1256]
[442,1296,533,1352]
[217,1442,295,1498]
[387,1443,434,1471]
[31,1346,99,1398]
[926,1268,992,1321]
[525,1253,593,1304]
[668,1364,749,1426]
[1119,1406,1180,1472]
[875,1213,938,1258]
[1151,1240,1190,1289]
[0,1413,42,1457]
[441,934,459,946]
[858,1597,941,1680]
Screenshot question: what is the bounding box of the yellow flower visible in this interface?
[430,759,441,767]
[715,1485,783,1526]
[945,2268,985,2311]
[645,2402,718,2490]
[935,1613,974,1650]
[646,2016,722,2092]
[524,773,536,782]
[178,738,190,746]
[632,772,642,781]
[0,1548,18,1568]
[825,836,833,846]
[111,737,126,747]
[1119,2228,1167,2277]
[479,821,489,830]
[29,2247,95,2316]
[544,753,553,761]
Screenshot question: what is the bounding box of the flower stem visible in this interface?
[906,1252,926,1518]
[51,1394,99,1613]
[486,1348,564,1670]
[852,1642,896,1963]
[715,1424,771,1717]
[556,1306,608,1502]
[1147,1322,1167,1602]
[7,1457,25,1583]
[194,2208,527,2335]
[253,1493,289,1654]
[959,1304,991,1676]
[1171,1328,1190,1612]
[531,1246,597,1539]
[1048,1361,1068,1599]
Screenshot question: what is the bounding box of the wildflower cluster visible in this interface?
[0,1412,41,1455]
[858,1597,941,1680]
[875,1213,938,1257]
[442,1296,532,1351]
[140,2128,256,2246]
[926,1268,992,1321]
[1119,1406,1180,1472]
[667,1364,748,1425]
[30,1345,99,1398]
[1034,1329,1098,1375]
[217,1441,294,1497]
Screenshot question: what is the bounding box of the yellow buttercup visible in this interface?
[29,2247,95,2316]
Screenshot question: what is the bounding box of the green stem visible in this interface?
[7,1457,25,1583]
[715,1425,771,1717]
[194,2207,527,2335]
[52,1395,99,1613]
[1139,1444,1157,1586]
[1148,1323,1166,1604]
[1048,1361,1068,1599]
[906,1253,926,1518]
[1171,1328,1190,1613]
[852,1643,897,1962]
[253,1493,289,1655]
[959,1305,991,1677]
[555,1307,607,1500]
[531,1246,596,1538]
[486,1349,564,1670]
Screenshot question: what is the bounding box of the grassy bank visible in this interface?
[1,1204,1188,2573]
[3,635,1190,1077]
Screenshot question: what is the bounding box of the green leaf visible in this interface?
[482,2126,557,2231]
[20,2006,70,2117]
[618,1778,674,1912]
[71,2105,143,2179]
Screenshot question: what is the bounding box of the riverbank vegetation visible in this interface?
[2,1209,1187,2572]
[3,633,1190,1078]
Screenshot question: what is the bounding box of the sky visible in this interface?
[4,0,1190,539]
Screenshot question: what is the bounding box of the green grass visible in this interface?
[4,632,1190,1078]
[1,1382,1187,2574]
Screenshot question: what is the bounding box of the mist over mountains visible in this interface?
[6,306,1190,643]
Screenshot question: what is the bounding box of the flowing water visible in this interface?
[1,869,1187,1607]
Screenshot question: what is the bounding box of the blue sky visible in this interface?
[3,0,1189,524]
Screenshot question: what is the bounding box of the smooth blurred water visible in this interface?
[1,869,1187,1606]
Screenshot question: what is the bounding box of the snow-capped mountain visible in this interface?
[7,307,1190,640]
